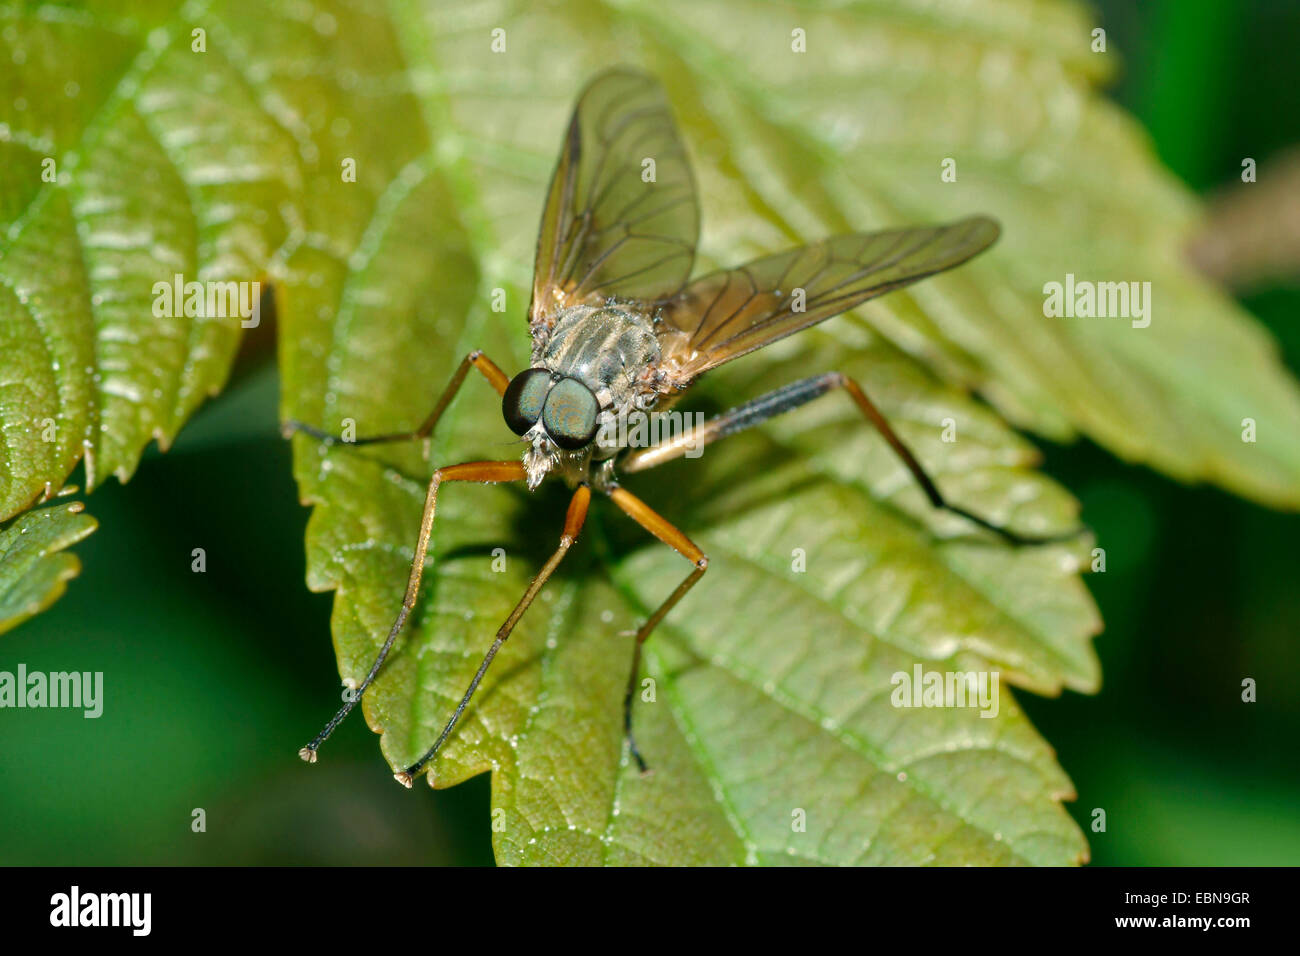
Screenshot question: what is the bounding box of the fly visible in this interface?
[286,68,1075,786]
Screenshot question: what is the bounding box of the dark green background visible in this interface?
[2,0,1297,865]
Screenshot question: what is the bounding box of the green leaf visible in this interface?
[0,3,300,614]
[0,5,297,518]
[272,0,1151,864]
[0,501,96,636]
[273,0,1299,864]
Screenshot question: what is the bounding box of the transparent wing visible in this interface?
[655,217,1000,379]
[530,69,699,323]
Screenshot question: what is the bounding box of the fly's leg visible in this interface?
[299,460,526,764]
[606,485,709,774]
[395,484,592,787]
[281,350,509,450]
[622,371,1082,546]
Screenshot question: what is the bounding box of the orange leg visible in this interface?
[282,350,509,449]
[395,483,593,787]
[607,485,709,773]
[299,459,527,763]
[622,370,1082,545]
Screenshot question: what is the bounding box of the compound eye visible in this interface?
[541,377,599,450]
[502,368,551,436]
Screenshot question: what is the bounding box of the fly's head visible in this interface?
[502,368,601,489]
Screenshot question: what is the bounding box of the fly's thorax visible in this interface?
[510,303,664,481]
[535,303,661,413]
